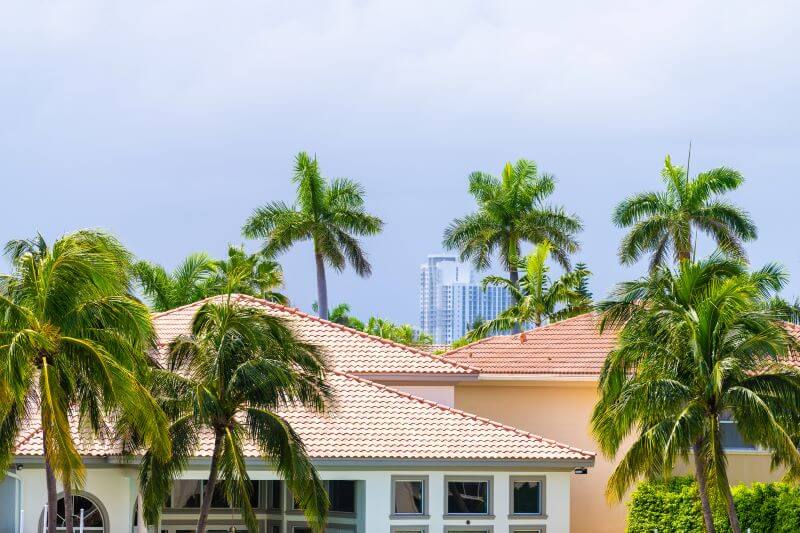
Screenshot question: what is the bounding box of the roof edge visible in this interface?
[155,294,479,375]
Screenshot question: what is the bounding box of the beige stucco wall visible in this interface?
[455,380,787,533]
[455,381,625,533]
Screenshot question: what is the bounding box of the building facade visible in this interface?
[2,295,593,533]
[419,254,512,344]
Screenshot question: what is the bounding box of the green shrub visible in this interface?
[627,478,800,533]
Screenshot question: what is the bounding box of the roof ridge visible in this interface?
[445,312,603,356]
[333,370,595,458]
[228,294,479,374]
[519,311,598,335]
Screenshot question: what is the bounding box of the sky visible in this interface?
[1,1,799,325]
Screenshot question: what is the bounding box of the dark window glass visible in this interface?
[513,480,541,514]
[170,480,202,508]
[447,480,489,514]
[328,480,356,513]
[268,480,283,510]
[207,480,260,508]
[721,421,756,450]
[394,480,424,514]
[55,495,104,528]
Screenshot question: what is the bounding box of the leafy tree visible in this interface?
[133,252,217,311]
[363,317,433,346]
[443,159,582,294]
[312,302,431,346]
[0,231,170,533]
[613,155,757,271]
[138,295,332,533]
[592,256,800,533]
[207,245,288,304]
[470,242,593,338]
[242,152,383,320]
[134,246,288,311]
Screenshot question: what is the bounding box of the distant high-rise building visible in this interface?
[419,254,513,344]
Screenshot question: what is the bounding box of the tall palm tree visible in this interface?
[207,245,288,304]
[133,252,217,311]
[592,256,800,533]
[137,296,332,533]
[443,159,582,291]
[0,231,170,533]
[613,154,757,270]
[470,242,592,338]
[242,152,384,320]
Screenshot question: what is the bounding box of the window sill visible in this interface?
[509,513,548,519]
[443,514,495,520]
[390,514,430,520]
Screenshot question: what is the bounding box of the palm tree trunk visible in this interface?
[64,484,74,533]
[693,440,716,533]
[509,262,521,334]
[721,482,742,533]
[43,430,58,533]
[196,430,224,533]
[314,250,329,320]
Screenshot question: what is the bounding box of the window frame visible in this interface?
[443,527,495,533]
[443,475,494,518]
[509,527,547,533]
[390,527,429,533]
[390,475,429,518]
[509,476,547,518]
[38,491,109,533]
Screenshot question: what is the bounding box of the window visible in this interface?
[392,476,427,515]
[288,480,356,514]
[169,480,202,508]
[390,527,429,533]
[509,528,545,533]
[445,477,492,516]
[444,528,493,533]
[167,480,260,509]
[42,493,106,532]
[510,476,546,516]
[328,480,356,513]
[267,480,283,510]
[720,415,757,450]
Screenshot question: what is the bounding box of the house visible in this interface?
[3,295,594,533]
[440,313,791,533]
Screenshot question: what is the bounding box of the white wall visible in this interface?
[18,466,138,533]
[17,464,571,533]
[391,385,455,407]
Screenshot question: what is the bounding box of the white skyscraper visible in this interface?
[419,254,513,344]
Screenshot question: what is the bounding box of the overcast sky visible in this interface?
[1,1,798,324]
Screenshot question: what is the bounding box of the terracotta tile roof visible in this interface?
[14,371,593,463]
[444,313,618,376]
[152,294,476,376]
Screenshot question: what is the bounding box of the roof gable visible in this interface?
[153,294,476,376]
[14,371,593,463]
[445,313,617,376]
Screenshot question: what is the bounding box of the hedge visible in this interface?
[627,477,800,533]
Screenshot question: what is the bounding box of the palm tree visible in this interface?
[137,295,332,533]
[363,317,433,346]
[207,245,288,304]
[592,256,800,533]
[613,154,757,270]
[0,231,170,533]
[242,152,384,320]
[470,242,592,338]
[133,252,217,311]
[443,159,582,292]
